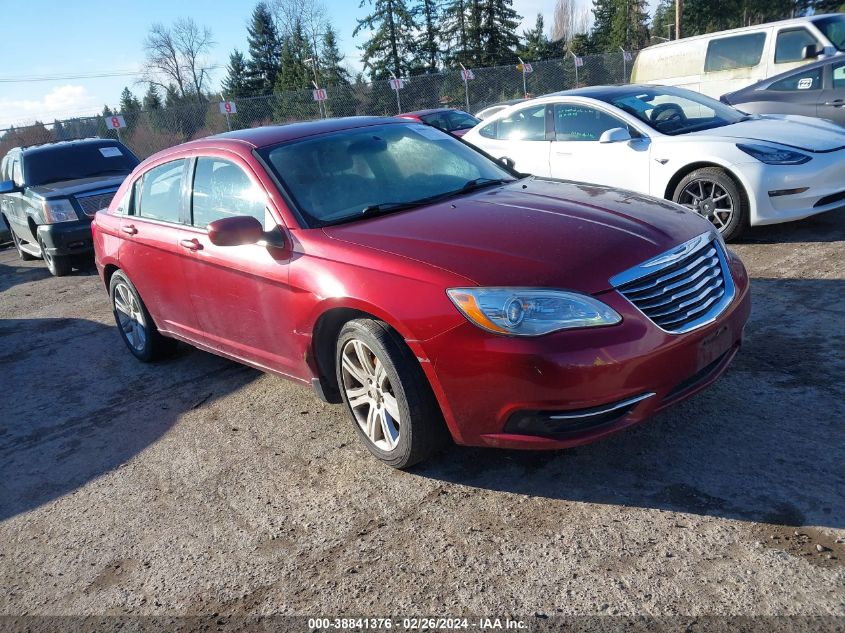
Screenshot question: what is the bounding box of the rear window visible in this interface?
[704,33,766,72]
[768,67,822,91]
[420,110,480,133]
[23,142,139,187]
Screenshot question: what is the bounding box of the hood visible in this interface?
[688,115,845,152]
[323,178,710,295]
[28,175,130,199]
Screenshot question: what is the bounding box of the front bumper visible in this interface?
[36,221,94,257]
[738,155,845,226]
[412,252,751,450]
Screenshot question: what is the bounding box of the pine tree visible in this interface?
[442,0,471,65]
[354,0,418,79]
[222,49,252,97]
[478,0,522,66]
[246,2,282,95]
[519,13,554,61]
[118,87,142,133]
[414,0,441,72]
[590,0,618,51]
[320,26,350,87]
[611,0,649,50]
[651,0,675,40]
[142,85,163,110]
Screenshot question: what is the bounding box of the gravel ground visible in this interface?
[0,211,843,621]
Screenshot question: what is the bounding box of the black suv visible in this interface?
[0,138,139,276]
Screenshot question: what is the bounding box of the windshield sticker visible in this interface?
[797,77,814,90]
[100,147,123,158]
[413,125,449,140]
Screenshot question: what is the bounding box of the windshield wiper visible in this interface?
[458,177,511,193]
[360,200,432,216]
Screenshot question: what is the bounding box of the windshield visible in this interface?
[599,86,746,136]
[24,142,139,186]
[420,110,480,132]
[813,15,845,51]
[260,123,515,227]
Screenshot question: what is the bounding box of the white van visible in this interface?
[631,14,845,98]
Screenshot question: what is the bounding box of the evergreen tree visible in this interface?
[590,0,618,51]
[52,119,65,141]
[222,49,252,97]
[611,0,649,50]
[354,0,418,79]
[275,20,312,90]
[320,25,350,87]
[478,0,522,66]
[651,0,675,40]
[442,0,471,65]
[142,85,163,110]
[118,87,143,134]
[414,0,441,72]
[246,2,282,95]
[519,13,554,61]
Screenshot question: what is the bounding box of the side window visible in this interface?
[496,104,547,141]
[775,28,820,64]
[769,67,822,91]
[191,157,266,229]
[137,159,186,223]
[705,33,766,72]
[0,157,7,181]
[554,104,628,141]
[12,159,23,187]
[832,61,845,89]
[479,121,497,139]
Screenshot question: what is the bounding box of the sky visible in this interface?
[0,0,586,129]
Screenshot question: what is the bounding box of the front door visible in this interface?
[549,103,651,194]
[818,59,845,126]
[178,154,299,377]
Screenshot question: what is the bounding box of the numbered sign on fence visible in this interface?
[389,78,405,90]
[622,50,633,62]
[461,69,474,81]
[105,115,126,130]
[312,88,328,102]
[574,56,584,68]
[219,101,237,115]
[517,62,533,74]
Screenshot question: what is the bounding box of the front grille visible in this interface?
[75,191,116,217]
[611,232,735,334]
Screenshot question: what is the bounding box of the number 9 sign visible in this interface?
[219,101,237,115]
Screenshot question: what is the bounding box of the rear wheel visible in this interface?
[336,319,448,469]
[38,236,72,277]
[10,227,36,261]
[109,270,176,362]
[673,167,747,242]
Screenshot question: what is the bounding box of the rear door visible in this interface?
[177,152,299,376]
[818,59,845,125]
[117,157,199,339]
[475,103,552,176]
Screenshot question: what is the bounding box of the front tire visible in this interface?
[38,236,72,277]
[109,270,176,362]
[673,167,747,242]
[336,319,448,468]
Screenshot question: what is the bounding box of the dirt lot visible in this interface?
[0,211,843,621]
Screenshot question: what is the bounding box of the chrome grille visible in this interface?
[75,191,116,217]
[610,232,735,334]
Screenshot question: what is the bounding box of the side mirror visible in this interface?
[499,156,516,169]
[0,180,21,194]
[599,127,633,144]
[207,215,264,247]
[802,44,822,60]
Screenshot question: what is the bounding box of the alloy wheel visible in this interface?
[113,282,147,352]
[678,179,735,232]
[340,339,401,452]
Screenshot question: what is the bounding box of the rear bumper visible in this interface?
[37,221,93,256]
[412,253,751,450]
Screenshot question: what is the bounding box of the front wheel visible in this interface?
[109,270,176,362]
[673,167,747,242]
[38,236,72,276]
[336,319,448,469]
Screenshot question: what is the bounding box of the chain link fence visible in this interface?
[0,50,638,160]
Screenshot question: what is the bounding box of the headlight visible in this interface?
[41,199,78,223]
[446,288,621,336]
[736,143,810,165]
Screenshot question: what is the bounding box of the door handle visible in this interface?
[121,225,137,235]
[824,99,845,107]
[179,238,203,251]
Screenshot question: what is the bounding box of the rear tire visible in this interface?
[109,270,176,362]
[672,167,747,242]
[38,236,72,277]
[335,319,448,468]
[11,227,36,261]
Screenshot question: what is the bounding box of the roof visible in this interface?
[545,85,662,100]
[640,13,842,52]
[400,108,469,117]
[17,137,118,156]
[207,116,401,148]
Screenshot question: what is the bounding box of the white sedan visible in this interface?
[463,85,845,241]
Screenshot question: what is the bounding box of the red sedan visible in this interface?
[396,108,480,137]
[92,117,750,468]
